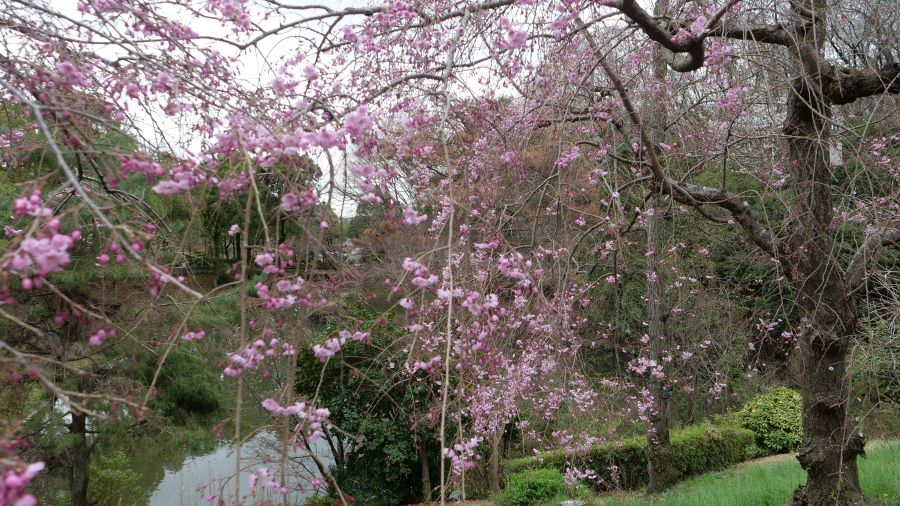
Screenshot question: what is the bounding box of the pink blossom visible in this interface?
[89,328,115,346]
[343,106,373,140]
[182,329,205,341]
[271,77,295,95]
[255,252,274,267]
[260,399,329,440]
[689,16,709,36]
[707,40,733,66]
[55,61,88,86]
[12,233,76,276]
[12,191,51,218]
[351,164,375,178]
[151,71,179,93]
[1,461,43,506]
[401,207,427,226]
[498,18,527,50]
[152,179,191,195]
[555,145,580,167]
[360,192,382,204]
[281,189,318,213]
[312,336,345,362]
[302,65,319,81]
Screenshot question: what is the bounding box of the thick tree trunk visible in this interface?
[68,411,91,506]
[783,1,865,502]
[790,312,864,505]
[784,138,865,504]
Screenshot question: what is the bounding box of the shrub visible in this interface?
[303,496,338,506]
[91,451,141,505]
[327,416,422,506]
[503,423,755,491]
[295,306,440,505]
[738,386,803,454]
[148,348,225,420]
[61,451,142,506]
[493,468,567,506]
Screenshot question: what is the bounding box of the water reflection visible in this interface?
[145,430,332,505]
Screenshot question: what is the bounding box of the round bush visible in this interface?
[494,468,566,506]
[739,386,803,454]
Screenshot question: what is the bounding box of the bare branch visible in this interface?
[675,183,779,256]
[846,226,900,293]
[708,22,791,46]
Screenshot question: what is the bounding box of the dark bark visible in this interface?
[619,0,793,71]
[595,0,900,499]
[708,23,791,46]
[322,427,343,468]
[826,62,900,105]
[417,432,432,502]
[68,411,91,506]
[782,95,866,504]
[845,227,900,292]
[781,1,865,503]
[673,183,778,256]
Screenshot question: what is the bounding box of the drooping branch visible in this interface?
[846,226,900,293]
[241,0,517,50]
[576,16,780,258]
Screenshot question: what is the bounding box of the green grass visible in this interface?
[566,441,899,506]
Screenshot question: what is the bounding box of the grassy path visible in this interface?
[593,440,899,505]
[410,441,898,505]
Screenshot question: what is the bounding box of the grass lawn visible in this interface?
[587,440,899,506]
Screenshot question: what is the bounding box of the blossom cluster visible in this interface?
[223,337,297,377]
[260,399,330,441]
[1,460,44,506]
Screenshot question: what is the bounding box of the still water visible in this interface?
[33,428,332,505]
[144,430,332,505]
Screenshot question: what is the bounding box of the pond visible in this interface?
[33,428,333,505]
[141,430,332,505]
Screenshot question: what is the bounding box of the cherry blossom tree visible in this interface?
[1,0,898,505]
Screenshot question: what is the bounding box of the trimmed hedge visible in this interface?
[504,423,755,491]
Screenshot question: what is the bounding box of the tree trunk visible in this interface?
[784,124,865,504]
[488,429,503,493]
[68,411,91,506]
[644,0,673,492]
[417,432,432,502]
[644,192,674,493]
[784,1,865,502]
